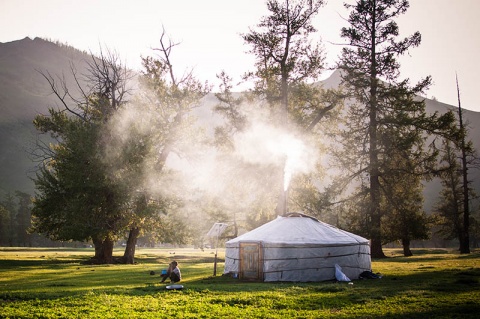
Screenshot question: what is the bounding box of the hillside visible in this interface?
[0,37,91,194]
[0,38,479,213]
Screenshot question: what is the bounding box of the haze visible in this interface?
[0,0,479,112]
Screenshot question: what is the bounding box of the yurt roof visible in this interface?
[226,213,368,246]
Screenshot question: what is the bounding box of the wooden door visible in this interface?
[239,242,263,281]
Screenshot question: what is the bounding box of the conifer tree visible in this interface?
[337,0,455,257]
[0,203,11,246]
[239,0,339,217]
[434,78,479,253]
[455,75,477,253]
[381,152,431,256]
[434,140,467,246]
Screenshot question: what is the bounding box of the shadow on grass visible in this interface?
[126,270,480,319]
[134,254,220,265]
[130,265,480,297]
[374,250,480,264]
[0,247,93,252]
[0,258,85,269]
[0,253,221,269]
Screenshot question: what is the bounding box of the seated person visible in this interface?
[160,261,181,283]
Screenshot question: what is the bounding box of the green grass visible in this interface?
[0,248,479,318]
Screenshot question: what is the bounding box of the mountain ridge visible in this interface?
[0,37,93,194]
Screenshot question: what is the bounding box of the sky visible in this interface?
[1,0,479,112]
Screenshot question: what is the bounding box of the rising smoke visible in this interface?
[101,85,321,231]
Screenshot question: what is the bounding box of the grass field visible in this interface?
[0,247,479,318]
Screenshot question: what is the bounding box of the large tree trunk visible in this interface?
[122,227,140,264]
[368,17,386,259]
[402,238,413,257]
[93,236,103,260]
[370,236,385,259]
[457,80,470,254]
[368,91,385,259]
[459,230,470,254]
[91,235,115,264]
[102,236,114,264]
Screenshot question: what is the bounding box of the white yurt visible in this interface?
[223,213,371,282]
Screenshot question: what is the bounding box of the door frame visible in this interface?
[239,242,263,281]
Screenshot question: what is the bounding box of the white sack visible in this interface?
[335,264,351,282]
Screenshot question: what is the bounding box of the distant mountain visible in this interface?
[0,38,478,213]
[0,37,91,195]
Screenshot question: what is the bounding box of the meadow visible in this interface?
[0,247,479,318]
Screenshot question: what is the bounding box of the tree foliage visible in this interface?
[451,77,479,253]
[0,201,12,246]
[243,0,326,118]
[0,192,33,246]
[380,153,432,256]
[433,117,478,252]
[33,91,130,263]
[434,140,466,241]
[31,32,211,262]
[216,0,340,223]
[32,49,134,263]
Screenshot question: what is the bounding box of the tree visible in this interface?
[213,73,281,231]
[243,0,326,122]
[140,30,211,173]
[33,95,129,263]
[454,75,478,253]
[114,29,211,262]
[239,0,340,217]
[32,31,210,263]
[0,204,11,246]
[381,153,431,256]
[14,191,32,247]
[213,71,247,151]
[433,84,479,253]
[0,192,34,247]
[434,140,467,247]
[337,0,455,258]
[32,48,132,263]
